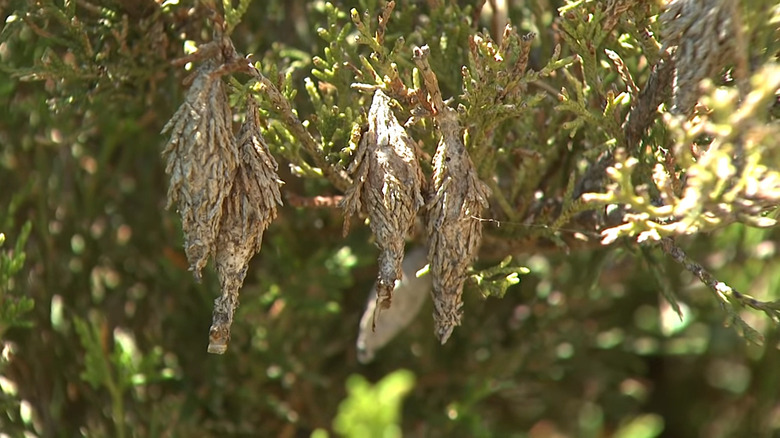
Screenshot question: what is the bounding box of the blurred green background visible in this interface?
[1,0,779,437]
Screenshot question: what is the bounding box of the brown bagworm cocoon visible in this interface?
[208,98,283,354]
[413,44,491,344]
[162,60,238,280]
[426,105,491,344]
[343,89,424,328]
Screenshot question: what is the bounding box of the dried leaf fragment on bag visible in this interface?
[660,0,747,114]
[208,98,284,354]
[357,246,430,364]
[413,45,491,344]
[161,58,238,279]
[342,89,424,327]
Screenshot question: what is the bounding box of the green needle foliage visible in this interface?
[1,0,779,436]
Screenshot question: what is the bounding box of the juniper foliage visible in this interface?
[1,0,779,436]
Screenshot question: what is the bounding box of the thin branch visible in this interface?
[622,53,673,149]
[659,237,780,323]
[244,62,353,192]
[286,193,344,208]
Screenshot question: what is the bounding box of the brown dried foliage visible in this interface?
[342,89,424,327]
[208,98,283,354]
[161,59,238,279]
[661,0,747,114]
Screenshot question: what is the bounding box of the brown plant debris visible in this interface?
[161,58,238,280]
[208,98,284,354]
[660,0,747,114]
[342,89,424,328]
[413,45,491,344]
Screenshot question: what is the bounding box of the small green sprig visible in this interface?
[75,315,174,438]
[0,222,34,335]
[330,369,415,438]
[470,256,530,299]
[222,0,253,34]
